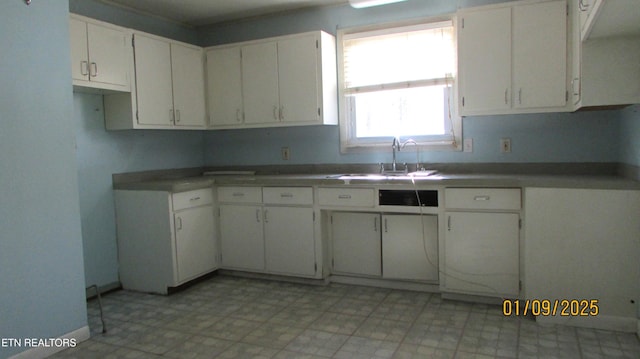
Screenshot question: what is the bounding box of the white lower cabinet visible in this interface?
[442,188,521,298]
[114,188,217,294]
[382,214,439,282]
[217,186,319,278]
[174,205,217,283]
[443,212,519,296]
[219,204,265,271]
[329,212,438,282]
[264,206,316,276]
[331,212,381,277]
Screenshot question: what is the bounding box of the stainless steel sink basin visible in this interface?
[326,170,438,180]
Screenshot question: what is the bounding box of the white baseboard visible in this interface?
[8,326,90,359]
[536,314,637,333]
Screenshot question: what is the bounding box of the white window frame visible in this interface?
[337,16,462,153]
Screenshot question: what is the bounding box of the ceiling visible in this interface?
[102,0,349,26]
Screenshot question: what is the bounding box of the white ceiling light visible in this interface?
[349,0,408,9]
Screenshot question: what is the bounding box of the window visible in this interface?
[338,18,461,152]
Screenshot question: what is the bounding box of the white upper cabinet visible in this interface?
[133,34,174,127]
[105,32,206,130]
[206,46,243,126]
[512,1,567,109]
[458,0,568,116]
[170,43,207,127]
[206,31,338,129]
[277,34,323,125]
[242,41,281,125]
[458,7,512,114]
[69,15,131,92]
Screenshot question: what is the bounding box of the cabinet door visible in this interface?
[86,22,129,88]
[444,212,519,296]
[219,205,265,271]
[331,212,381,277]
[171,43,206,127]
[458,7,511,114]
[207,46,243,127]
[242,42,280,125]
[174,206,217,283]
[133,34,174,126]
[525,188,640,321]
[277,35,320,124]
[512,1,566,109]
[69,18,89,82]
[264,206,316,277]
[382,214,438,281]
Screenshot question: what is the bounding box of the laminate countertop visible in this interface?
[113,171,640,193]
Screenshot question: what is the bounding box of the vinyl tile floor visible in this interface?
[52,275,640,359]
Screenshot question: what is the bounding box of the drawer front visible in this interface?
[263,187,313,205]
[445,188,521,210]
[318,187,375,207]
[217,186,262,203]
[172,188,213,211]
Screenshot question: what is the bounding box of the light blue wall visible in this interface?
[200,0,623,167]
[74,93,204,288]
[203,111,620,166]
[620,104,640,167]
[0,1,88,358]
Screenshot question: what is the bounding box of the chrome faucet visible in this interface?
[390,137,417,173]
[391,137,401,171]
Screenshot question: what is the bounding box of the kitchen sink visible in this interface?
[326,170,438,180]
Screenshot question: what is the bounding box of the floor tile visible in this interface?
[284,329,349,357]
[56,274,640,359]
[334,336,399,359]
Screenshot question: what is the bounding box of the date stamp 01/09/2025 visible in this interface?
[502,299,600,317]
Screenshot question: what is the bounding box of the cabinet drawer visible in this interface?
[263,187,313,205]
[318,187,375,207]
[218,186,262,203]
[445,188,521,210]
[172,188,213,211]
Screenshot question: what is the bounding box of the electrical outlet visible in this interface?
[500,138,511,153]
[281,147,290,160]
[463,138,473,153]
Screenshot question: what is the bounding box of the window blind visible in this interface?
[343,21,455,93]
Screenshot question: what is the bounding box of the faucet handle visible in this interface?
[379,162,385,174]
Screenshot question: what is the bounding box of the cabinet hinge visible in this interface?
[318,108,321,117]
[314,262,317,273]
[330,215,333,224]
[519,218,522,229]
[462,97,465,107]
[316,40,319,49]
[461,18,464,29]
[565,90,569,103]
[313,212,316,221]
